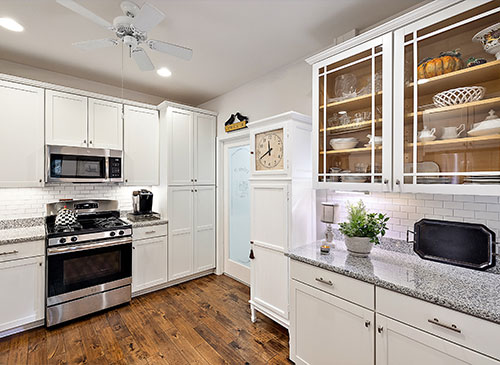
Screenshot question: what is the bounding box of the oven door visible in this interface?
[47,238,132,306]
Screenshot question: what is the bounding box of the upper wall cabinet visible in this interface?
[167,106,216,185]
[88,98,123,150]
[0,80,44,187]
[313,34,393,192]
[394,0,500,195]
[46,90,88,148]
[124,105,159,185]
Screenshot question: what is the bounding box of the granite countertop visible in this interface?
[287,241,500,325]
[123,217,168,228]
[0,218,46,246]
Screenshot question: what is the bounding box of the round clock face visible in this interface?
[256,130,283,169]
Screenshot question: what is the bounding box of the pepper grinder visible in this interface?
[321,202,336,244]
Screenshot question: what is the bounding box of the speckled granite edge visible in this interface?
[287,242,500,325]
[0,217,45,230]
[126,219,168,228]
[0,226,46,246]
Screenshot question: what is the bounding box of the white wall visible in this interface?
[199,55,500,242]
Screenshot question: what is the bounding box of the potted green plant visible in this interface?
[338,200,389,257]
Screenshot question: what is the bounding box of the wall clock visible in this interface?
[255,128,284,171]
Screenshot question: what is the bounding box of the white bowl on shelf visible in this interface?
[330,138,359,150]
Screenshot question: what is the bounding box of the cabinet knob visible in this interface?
[377,326,384,334]
[249,249,255,260]
[383,179,389,184]
[395,179,401,185]
[83,139,87,144]
[39,179,42,183]
[250,151,254,155]
[89,140,93,144]
[125,179,128,183]
[364,320,371,328]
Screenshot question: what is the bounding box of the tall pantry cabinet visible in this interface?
[159,105,217,281]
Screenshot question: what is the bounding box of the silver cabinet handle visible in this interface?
[0,250,19,256]
[377,326,384,334]
[315,277,333,286]
[145,230,156,234]
[428,318,461,333]
[365,320,371,328]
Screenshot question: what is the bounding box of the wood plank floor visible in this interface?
[0,274,291,365]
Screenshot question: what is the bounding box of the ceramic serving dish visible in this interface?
[468,109,500,137]
[473,22,500,60]
[329,138,358,150]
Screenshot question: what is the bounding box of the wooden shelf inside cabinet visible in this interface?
[320,91,382,111]
[407,134,500,147]
[320,119,382,133]
[407,60,500,96]
[406,97,500,118]
[320,146,382,155]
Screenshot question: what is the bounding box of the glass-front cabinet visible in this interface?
[313,34,393,191]
[394,0,500,194]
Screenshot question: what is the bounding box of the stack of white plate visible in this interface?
[464,175,500,184]
[416,176,453,184]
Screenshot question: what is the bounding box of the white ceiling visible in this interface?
[0,0,421,106]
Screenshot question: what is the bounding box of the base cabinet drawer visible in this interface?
[290,260,374,310]
[0,256,44,332]
[0,240,44,263]
[377,287,500,361]
[376,314,499,365]
[133,224,167,240]
[290,279,374,365]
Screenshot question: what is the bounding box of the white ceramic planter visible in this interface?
[344,236,373,257]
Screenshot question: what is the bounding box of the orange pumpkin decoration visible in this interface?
[417,50,463,79]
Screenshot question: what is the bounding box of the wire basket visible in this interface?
[433,86,486,108]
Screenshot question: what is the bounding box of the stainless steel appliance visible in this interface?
[46,145,123,183]
[45,199,132,327]
[132,189,154,214]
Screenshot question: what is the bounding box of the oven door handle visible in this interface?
[47,238,132,255]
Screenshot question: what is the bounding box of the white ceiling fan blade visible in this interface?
[56,0,113,29]
[73,38,119,51]
[131,47,155,71]
[148,40,193,61]
[131,3,165,33]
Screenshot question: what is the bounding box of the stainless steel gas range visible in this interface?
[45,199,132,327]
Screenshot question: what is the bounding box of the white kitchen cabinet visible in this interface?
[132,235,167,294]
[45,89,88,147]
[290,279,375,365]
[0,80,44,187]
[376,314,498,365]
[168,186,194,280]
[167,106,216,185]
[167,185,216,281]
[124,105,159,185]
[194,113,216,185]
[0,255,44,333]
[88,98,123,150]
[193,186,216,272]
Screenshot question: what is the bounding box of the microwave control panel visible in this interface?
[109,157,122,179]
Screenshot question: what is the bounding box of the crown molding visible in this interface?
[305,0,464,65]
[247,111,312,129]
[157,100,218,116]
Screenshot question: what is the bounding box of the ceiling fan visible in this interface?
[56,0,193,71]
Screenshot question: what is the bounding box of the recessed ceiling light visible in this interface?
[0,18,24,32]
[157,67,172,77]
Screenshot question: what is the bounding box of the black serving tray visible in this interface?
[408,219,496,271]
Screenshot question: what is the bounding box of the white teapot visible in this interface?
[418,126,436,142]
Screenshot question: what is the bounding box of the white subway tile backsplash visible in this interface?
[463,202,486,211]
[453,209,475,218]
[424,200,443,208]
[474,195,498,203]
[444,201,464,209]
[453,195,475,202]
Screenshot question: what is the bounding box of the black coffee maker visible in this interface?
[132,190,153,214]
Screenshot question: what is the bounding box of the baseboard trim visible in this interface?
[0,319,44,339]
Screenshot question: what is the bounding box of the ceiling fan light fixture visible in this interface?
[157,67,172,77]
[0,17,24,32]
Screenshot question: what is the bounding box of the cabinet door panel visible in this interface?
[168,187,194,280]
[0,80,44,187]
[194,113,216,185]
[45,90,87,147]
[194,186,215,272]
[132,236,167,293]
[290,279,374,365]
[88,98,123,150]
[168,107,193,185]
[376,314,498,365]
[0,256,44,332]
[250,183,288,250]
[124,105,159,185]
[251,245,288,319]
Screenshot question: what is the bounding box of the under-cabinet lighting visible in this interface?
[157,67,172,77]
[417,78,429,85]
[338,110,347,114]
[330,190,370,195]
[0,18,24,32]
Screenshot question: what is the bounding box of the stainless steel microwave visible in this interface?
[46,146,123,183]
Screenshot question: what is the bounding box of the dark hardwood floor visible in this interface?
[0,274,291,365]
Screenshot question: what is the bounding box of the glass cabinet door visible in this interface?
[395,1,500,194]
[314,35,392,190]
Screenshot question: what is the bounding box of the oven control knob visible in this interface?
[119,230,124,235]
[110,231,116,237]
[59,238,66,244]
[71,236,78,242]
